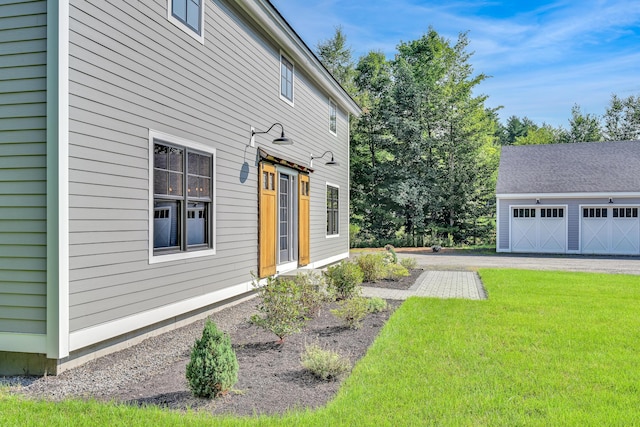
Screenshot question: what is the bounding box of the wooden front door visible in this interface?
[298,174,310,266]
[259,163,277,277]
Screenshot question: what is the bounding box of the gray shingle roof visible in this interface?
[496,140,640,195]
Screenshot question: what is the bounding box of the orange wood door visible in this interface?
[259,163,277,277]
[298,174,310,266]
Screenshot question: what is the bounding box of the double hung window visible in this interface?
[152,136,214,259]
[280,54,294,104]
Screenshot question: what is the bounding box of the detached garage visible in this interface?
[496,140,640,255]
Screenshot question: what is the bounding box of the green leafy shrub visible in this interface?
[400,257,418,270]
[300,343,352,381]
[384,244,398,264]
[186,319,238,398]
[331,296,370,329]
[367,297,388,313]
[325,261,364,300]
[356,253,387,283]
[386,263,410,281]
[294,272,326,319]
[251,275,305,343]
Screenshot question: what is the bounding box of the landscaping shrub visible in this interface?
[384,244,398,264]
[300,343,352,381]
[324,260,364,300]
[400,257,418,270]
[331,296,370,329]
[386,263,410,281]
[251,275,305,343]
[185,319,238,398]
[367,297,388,313]
[356,253,387,283]
[293,272,326,319]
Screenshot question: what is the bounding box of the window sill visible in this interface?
[149,248,216,264]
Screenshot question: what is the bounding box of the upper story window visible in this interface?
[168,0,204,43]
[149,130,215,263]
[280,54,294,105]
[329,99,337,135]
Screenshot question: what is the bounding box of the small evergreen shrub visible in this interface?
[300,343,352,381]
[367,297,388,313]
[331,296,369,329]
[294,272,326,319]
[356,253,387,283]
[385,263,410,281]
[400,257,418,270]
[324,261,364,300]
[186,319,238,398]
[251,275,305,343]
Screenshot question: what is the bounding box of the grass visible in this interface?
[2,269,639,426]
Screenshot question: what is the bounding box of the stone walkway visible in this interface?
[362,270,487,300]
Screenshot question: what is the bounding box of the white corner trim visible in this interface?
[0,333,47,354]
[69,280,253,352]
[46,0,70,360]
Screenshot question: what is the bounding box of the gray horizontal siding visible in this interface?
[0,0,47,335]
[67,0,352,332]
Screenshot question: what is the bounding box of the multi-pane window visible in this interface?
[613,207,639,218]
[170,0,202,35]
[327,185,339,235]
[280,54,294,103]
[541,208,564,218]
[153,141,213,253]
[329,99,337,134]
[513,208,535,218]
[583,208,607,218]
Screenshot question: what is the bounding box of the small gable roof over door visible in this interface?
[496,140,640,195]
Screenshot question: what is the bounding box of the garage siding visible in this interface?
[498,197,640,254]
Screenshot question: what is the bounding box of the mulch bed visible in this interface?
[115,299,401,417]
[361,267,424,291]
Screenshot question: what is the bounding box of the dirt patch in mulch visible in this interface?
[113,299,401,417]
[361,267,425,290]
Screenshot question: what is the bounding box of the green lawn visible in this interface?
[2,269,639,426]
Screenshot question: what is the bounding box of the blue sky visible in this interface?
[270,0,640,127]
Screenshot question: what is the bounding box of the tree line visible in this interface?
[316,27,640,247]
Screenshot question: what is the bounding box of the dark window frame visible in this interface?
[153,140,213,255]
[170,0,203,36]
[326,185,339,236]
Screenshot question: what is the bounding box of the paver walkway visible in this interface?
[362,270,487,300]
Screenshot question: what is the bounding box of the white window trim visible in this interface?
[329,98,337,136]
[280,52,295,107]
[148,129,216,264]
[326,182,340,238]
[167,0,205,45]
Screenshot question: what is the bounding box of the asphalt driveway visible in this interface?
[394,250,640,276]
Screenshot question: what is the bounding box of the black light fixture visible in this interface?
[536,199,540,205]
[310,150,339,167]
[250,123,293,147]
[609,197,614,204]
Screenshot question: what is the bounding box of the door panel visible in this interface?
[298,174,310,266]
[259,163,277,277]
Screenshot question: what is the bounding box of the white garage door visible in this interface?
[511,207,566,253]
[582,207,640,255]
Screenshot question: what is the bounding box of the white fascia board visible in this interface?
[233,0,360,117]
[46,0,70,359]
[496,192,640,199]
[0,333,47,354]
